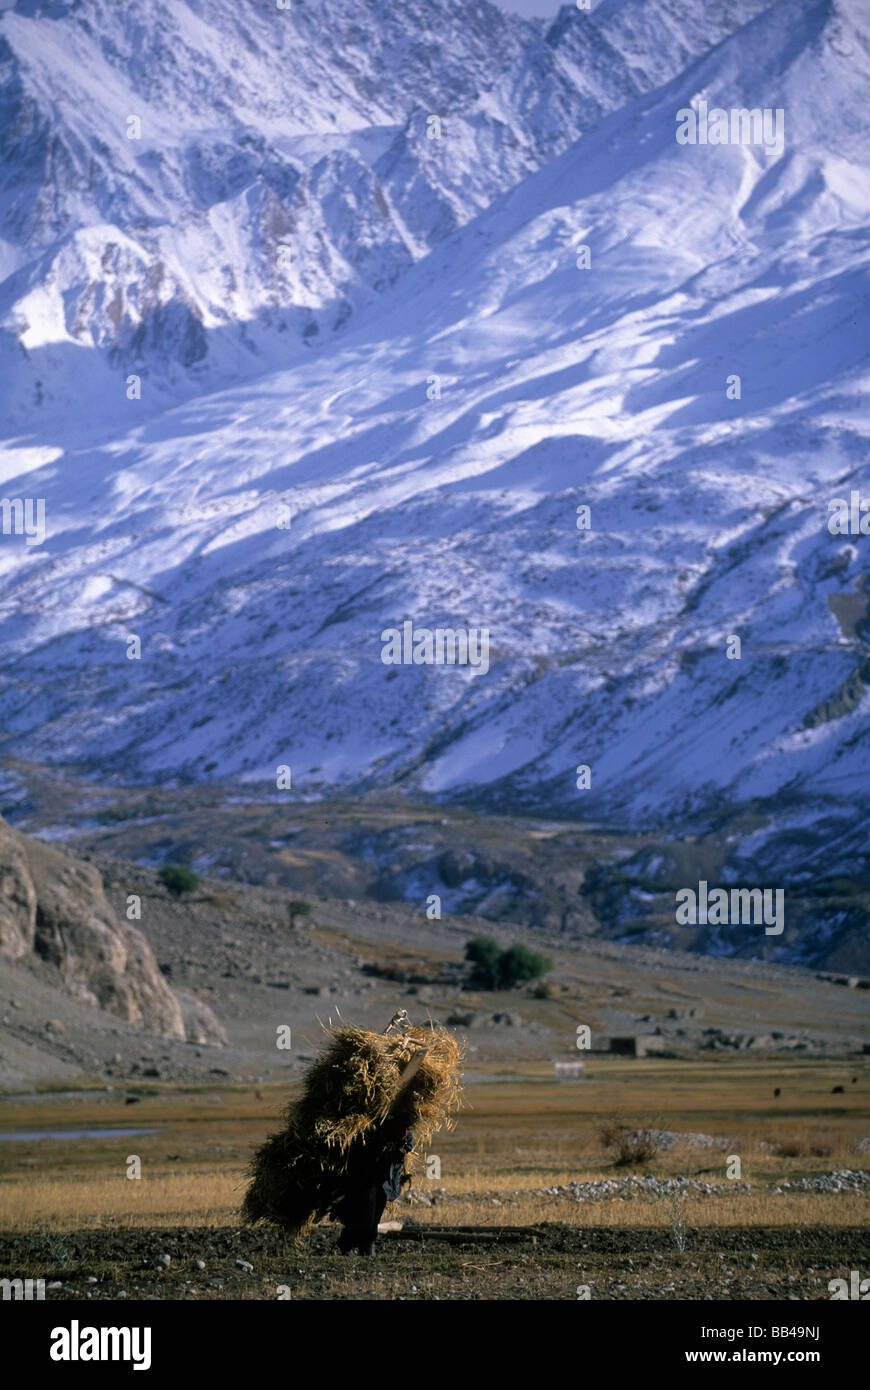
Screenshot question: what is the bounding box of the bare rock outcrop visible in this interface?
[0,821,38,958]
[0,815,185,1038]
[174,988,229,1047]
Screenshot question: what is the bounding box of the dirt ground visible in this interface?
[3,1222,867,1301]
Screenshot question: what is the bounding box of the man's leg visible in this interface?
[338,1224,363,1255]
[356,1181,385,1256]
[338,1177,383,1254]
[337,1177,368,1254]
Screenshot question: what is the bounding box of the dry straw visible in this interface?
[241,1022,463,1235]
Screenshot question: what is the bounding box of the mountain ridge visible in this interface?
[1,0,868,925]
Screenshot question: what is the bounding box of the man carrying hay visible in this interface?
[332,1116,414,1255]
[242,1012,462,1254]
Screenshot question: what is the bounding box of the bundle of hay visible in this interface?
[241,1022,463,1235]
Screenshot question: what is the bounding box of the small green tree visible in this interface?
[498,943,554,988]
[159,864,199,897]
[464,937,502,989]
[288,899,311,924]
[464,937,554,990]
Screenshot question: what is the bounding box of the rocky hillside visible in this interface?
[0,813,224,1043]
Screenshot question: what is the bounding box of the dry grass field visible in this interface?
[2,1057,868,1299]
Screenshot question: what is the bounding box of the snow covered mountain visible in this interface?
[1,0,869,901]
[0,0,771,417]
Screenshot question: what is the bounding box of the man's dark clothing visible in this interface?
[335,1127,413,1255]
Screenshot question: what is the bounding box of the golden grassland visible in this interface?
[2,1171,866,1232]
[1,1057,868,1233]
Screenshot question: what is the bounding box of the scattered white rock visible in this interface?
[444,1169,869,1206]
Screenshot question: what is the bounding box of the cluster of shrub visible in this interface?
[463,936,553,991]
[158,864,199,896]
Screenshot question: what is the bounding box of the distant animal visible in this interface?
[852,1077,858,1084]
[124,1095,140,1105]
[832,1085,844,1094]
[773,1087,781,1097]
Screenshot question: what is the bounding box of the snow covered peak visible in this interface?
[0,0,781,416]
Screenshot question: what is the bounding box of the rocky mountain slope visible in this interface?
[0,813,225,1048]
[0,0,771,418]
[0,0,868,934]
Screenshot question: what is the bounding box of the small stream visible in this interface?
[0,1128,162,1142]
